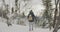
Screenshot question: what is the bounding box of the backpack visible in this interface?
[28,15,33,20]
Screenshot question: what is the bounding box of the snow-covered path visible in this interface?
[0,22,29,32]
[0,22,60,32]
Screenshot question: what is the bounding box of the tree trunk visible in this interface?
[53,0,59,32]
[53,8,58,28]
[59,0,60,16]
[53,0,59,28]
[15,0,18,12]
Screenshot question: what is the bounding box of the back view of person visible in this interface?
[28,10,35,22]
[27,10,35,31]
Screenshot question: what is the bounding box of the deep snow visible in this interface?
[0,22,60,32]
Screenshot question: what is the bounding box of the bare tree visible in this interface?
[53,0,59,28]
[53,0,59,32]
[58,0,60,26]
[15,0,18,12]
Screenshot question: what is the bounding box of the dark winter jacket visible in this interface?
[28,10,35,22]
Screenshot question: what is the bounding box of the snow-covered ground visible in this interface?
[0,22,60,32]
[0,22,29,32]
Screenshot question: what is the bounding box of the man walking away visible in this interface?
[27,10,35,31]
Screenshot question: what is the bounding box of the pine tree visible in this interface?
[42,0,52,29]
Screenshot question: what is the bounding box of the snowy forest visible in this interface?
[0,0,60,32]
